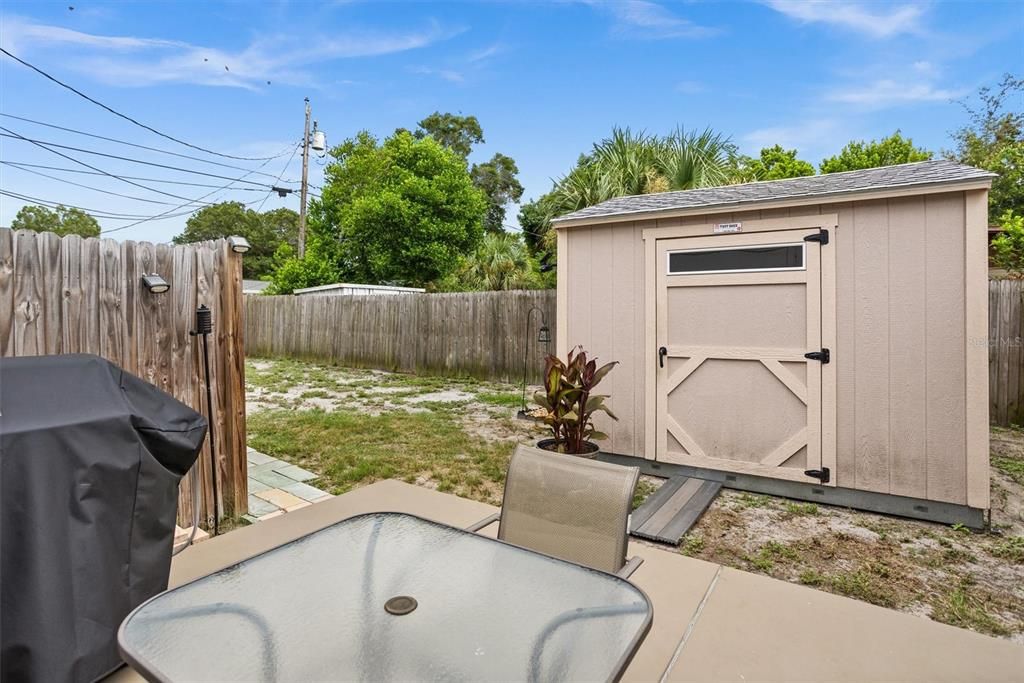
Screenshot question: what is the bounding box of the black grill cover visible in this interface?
[0,354,206,683]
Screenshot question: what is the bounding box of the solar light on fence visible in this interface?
[538,325,551,344]
[227,235,251,254]
[141,273,170,294]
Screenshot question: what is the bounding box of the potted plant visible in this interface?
[533,346,618,456]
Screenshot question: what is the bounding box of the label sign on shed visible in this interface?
[714,222,742,233]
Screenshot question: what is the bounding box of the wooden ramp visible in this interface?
[631,476,722,545]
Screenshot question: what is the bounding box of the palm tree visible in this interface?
[656,127,737,190]
[549,126,738,215]
[440,233,543,291]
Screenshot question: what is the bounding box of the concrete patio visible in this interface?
[110,480,1023,682]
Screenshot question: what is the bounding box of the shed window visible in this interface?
[667,243,804,275]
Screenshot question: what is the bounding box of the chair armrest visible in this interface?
[616,556,644,579]
[465,512,501,533]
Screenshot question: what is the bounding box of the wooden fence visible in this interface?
[0,228,246,526]
[990,279,1024,426]
[246,290,557,382]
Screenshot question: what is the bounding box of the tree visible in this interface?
[415,111,484,159]
[471,153,525,232]
[990,211,1024,277]
[279,130,486,292]
[819,131,932,174]
[737,145,815,181]
[518,196,554,261]
[548,126,738,215]
[946,74,1023,218]
[11,204,100,237]
[436,232,543,291]
[173,202,298,278]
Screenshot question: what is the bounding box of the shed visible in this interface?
[293,282,426,297]
[552,160,993,524]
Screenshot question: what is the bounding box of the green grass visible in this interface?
[477,391,524,408]
[930,577,1011,636]
[679,535,705,557]
[991,536,1024,563]
[632,478,659,510]
[247,408,514,504]
[992,456,1024,486]
[798,569,824,586]
[783,501,819,516]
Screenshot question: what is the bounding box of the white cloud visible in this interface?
[743,119,845,158]
[0,15,460,90]
[467,43,504,63]
[593,0,718,39]
[763,1,925,38]
[827,79,965,108]
[409,65,464,84]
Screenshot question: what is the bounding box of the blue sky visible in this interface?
[0,1,1021,243]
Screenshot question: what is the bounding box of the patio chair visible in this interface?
[467,445,643,579]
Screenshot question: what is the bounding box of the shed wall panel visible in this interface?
[887,196,929,499]
[924,192,967,503]
[852,199,891,493]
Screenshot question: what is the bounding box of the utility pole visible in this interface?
[298,97,311,259]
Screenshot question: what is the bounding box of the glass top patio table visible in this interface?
[118,512,652,682]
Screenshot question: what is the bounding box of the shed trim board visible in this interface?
[557,165,992,519]
[964,189,990,509]
[553,180,991,229]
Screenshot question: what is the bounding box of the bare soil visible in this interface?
[670,434,1024,642]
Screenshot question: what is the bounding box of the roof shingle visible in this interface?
[551,160,994,224]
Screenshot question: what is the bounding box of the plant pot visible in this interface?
[536,438,600,458]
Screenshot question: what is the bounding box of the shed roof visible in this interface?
[551,160,994,225]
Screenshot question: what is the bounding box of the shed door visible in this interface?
[655,229,835,485]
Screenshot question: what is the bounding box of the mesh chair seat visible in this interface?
[495,445,640,575]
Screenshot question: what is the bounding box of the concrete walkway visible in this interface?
[110,481,1024,683]
[243,447,332,523]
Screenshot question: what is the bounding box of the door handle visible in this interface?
[658,347,667,368]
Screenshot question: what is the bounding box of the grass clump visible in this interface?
[680,535,705,557]
[931,576,1011,636]
[783,501,819,517]
[632,478,659,510]
[477,391,524,408]
[991,536,1024,563]
[992,456,1024,486]
[247,408,513,505]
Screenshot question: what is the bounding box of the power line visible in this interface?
[255,142,301,213]
[100,141,287,234]
[1,189,182,219]
[0,125,236,207]
[0,131,287,189]
[0,113,299,181]
[0,161,273,190]
[3,162,181,206]
[2,189,264,226]
[1,46,283,161]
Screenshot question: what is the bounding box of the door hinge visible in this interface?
[804,348,830,364]
[804,229,829,245]
[804,467,830,483]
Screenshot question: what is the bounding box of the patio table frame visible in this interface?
[117,512,653,683]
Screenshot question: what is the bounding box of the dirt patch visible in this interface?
[246,357,546,448]
[673,483,1024,642]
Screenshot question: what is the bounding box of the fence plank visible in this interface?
[990,279,1024,426]
[0,229,14,355]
